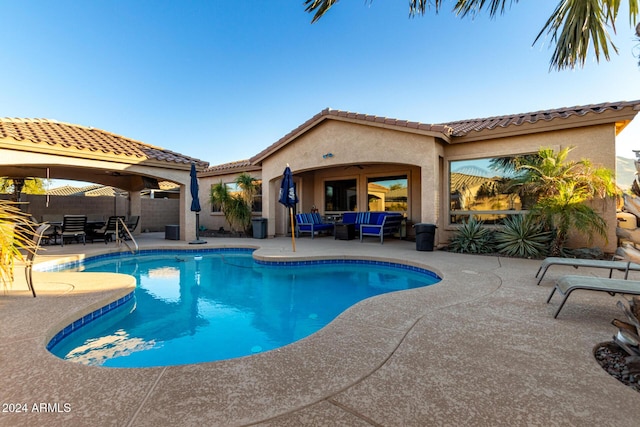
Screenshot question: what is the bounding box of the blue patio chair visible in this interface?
[295,213,334,239]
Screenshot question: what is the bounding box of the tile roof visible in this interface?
[202,159,260,175]
[248,100,640,165]
[250,108,452,163]
[45,182,178,196]
[0,118,208,168]
[46,184,116,197]
[440,100,640,136]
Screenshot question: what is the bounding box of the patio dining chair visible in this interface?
[125,215,140,235]
[60,215,87,247]
[91,216,125,243]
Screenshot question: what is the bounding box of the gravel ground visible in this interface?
[594,342,640,393]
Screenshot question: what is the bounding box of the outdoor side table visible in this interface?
[334,223,355,240]
[165,224,180,240]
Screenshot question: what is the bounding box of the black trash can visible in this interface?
[252,218,267,239]
[414,223,437,251]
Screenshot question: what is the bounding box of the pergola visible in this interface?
[0,118,208,241]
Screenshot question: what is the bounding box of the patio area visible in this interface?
[2,233,640,426]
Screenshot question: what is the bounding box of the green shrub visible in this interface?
[448,217,495,254]
[494,214,552,258]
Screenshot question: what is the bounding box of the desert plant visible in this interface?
[210,174,259,234]
[448,216,495,254]
[0,177,48,196]
[494,214,552,258]
[234,173,259,210]
[514,147,618,256]
[533,182,609,256]
[0,200,36,289]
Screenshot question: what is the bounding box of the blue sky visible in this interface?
[2,0,639,171]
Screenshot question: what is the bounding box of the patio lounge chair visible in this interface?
[546,275,640,318]
[534,256,640,285]
[60,215,87,247]
[25,223,50,297]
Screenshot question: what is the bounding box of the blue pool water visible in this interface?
[48,249,440,368]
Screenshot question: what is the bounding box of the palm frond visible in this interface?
[0,201,36,289]
[452,0,518,18]
[305,0,341,23]
[534,0,628,70]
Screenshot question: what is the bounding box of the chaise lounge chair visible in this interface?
[534,256,640,285]
[547,275,640,318]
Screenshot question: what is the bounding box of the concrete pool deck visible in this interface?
[1,233,640,426]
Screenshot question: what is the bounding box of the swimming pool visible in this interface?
[47,249,440,367]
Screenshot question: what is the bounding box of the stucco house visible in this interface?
[200,100,640,253]
[2,100,638,251]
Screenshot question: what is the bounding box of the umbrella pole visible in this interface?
[289,207,296,252]
[195,212,200,240]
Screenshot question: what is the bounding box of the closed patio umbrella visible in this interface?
[278,164,298,252]
[189,163,206,245]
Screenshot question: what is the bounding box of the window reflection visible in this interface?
[450,156,531,224]
[367,175,407,212]
[210,181,262,213]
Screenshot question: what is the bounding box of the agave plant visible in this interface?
[448,216,495,254]
[494,214,552,258]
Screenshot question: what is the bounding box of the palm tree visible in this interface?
[234,173,259,211]
[0,178,47,201]
[514,146,618,255]
[210,174,259,234]
[304,0,639,70]
[210,181,235,231]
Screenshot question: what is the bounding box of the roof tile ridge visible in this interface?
[320,108,439,131]
[442,100,640,127]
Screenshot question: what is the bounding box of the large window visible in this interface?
[367,175,407,212]
[450,156,532,224]
[325,179,357,212]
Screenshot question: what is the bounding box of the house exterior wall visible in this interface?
[200,120,620,251]
[199,170,263,233]
[441,124,618,252]
[259,120,440,238]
